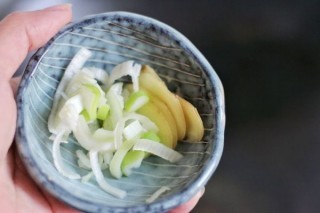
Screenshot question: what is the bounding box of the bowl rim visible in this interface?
[15,11,225,212]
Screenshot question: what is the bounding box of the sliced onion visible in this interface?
[79,85,100,121]
[133,139,183,163]
[73,116,114,151]
[52,131,80,179]
[114,113,158,150]
[64,70,96,96]
[99,151,113,170]
[109,140,136,179]
[124,90,149,112]
[93,128,114,142]
[121,150,144,176]
[48,48,92,134]
[106,83,124,129]
[76,149,91,169]
[89,151,126,198]
[146,186,171,203]
[82,67,109,85]
[123,120,146,141]
[58,94,83,130]
[107,61,141,92]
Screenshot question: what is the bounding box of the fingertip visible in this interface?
[42,3,73,21]
[44,3,73,12]
[169,188,205,213]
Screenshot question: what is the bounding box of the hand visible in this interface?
[169,188,205,213]
[0,4,77,212]
[0,4,203,212]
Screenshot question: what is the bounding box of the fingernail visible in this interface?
[44,3,72,11]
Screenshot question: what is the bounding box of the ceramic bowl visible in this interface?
[15,12,225,212]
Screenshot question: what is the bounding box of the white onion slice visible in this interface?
[58,94,83,130]
[82,67,109,85]
[114,113,158,149]
[76,149,91,169]
[52,131,80,179]
[105,83,124,129]
[107,61,141,92]
[109,140,136,179]
[98,152,111,170]
[48,48,92,134]
[89,151,126,198]
[123,120,146,140]
[133,139,183,163]
[93,128,114,142]
[64,70,96,97]
[73,116,114,151]
[146,186,171,203]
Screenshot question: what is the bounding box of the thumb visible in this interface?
[0,4,72,81]
[0,5,72,160]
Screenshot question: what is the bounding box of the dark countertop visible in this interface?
[3,1,320,212]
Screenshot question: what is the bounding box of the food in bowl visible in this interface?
[47,48,204,201]
[16,12,225,212]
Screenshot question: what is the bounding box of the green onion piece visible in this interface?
[82,83,101,121]
[133,139,183,163]
[119,132,160,177]
[106,83,124,129]
[123,120,146,140]
[80,109,90,122]
[73,116,114,151]
[97,104,110,120]
[109,140,135,179]
[121,150,145,176]
[103,116,113,130]
[125,91,149,112]
[141,131,161,142]
[141,131,160,158]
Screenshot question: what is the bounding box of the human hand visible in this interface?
[0,4,203,212]
[0,4,77,212]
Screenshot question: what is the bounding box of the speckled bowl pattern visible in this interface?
[15,12,225,212]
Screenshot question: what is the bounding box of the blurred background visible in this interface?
[2,1,320,212]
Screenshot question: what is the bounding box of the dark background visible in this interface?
[2,1,320,212]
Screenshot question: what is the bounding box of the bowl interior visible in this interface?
[16,12,224,212]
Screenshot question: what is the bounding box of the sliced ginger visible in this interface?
[139,67,187,140]
[137,102,175,148]
[150,96,178,148]
[178,96,204,142]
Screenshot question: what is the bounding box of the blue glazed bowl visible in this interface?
[15,12,225,212]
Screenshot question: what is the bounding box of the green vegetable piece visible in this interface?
[106,83,124,129]
[97,104,110,120]
[82,83,101,121]
[141,131,161,142]
[140,131,161,159]
[121,150,145,176]
[103,116,113,130]
[123,120,146,141]
[119,132,160,177]
[125,90,149,112]
[109,140,135,179]
[80,109,91,122]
